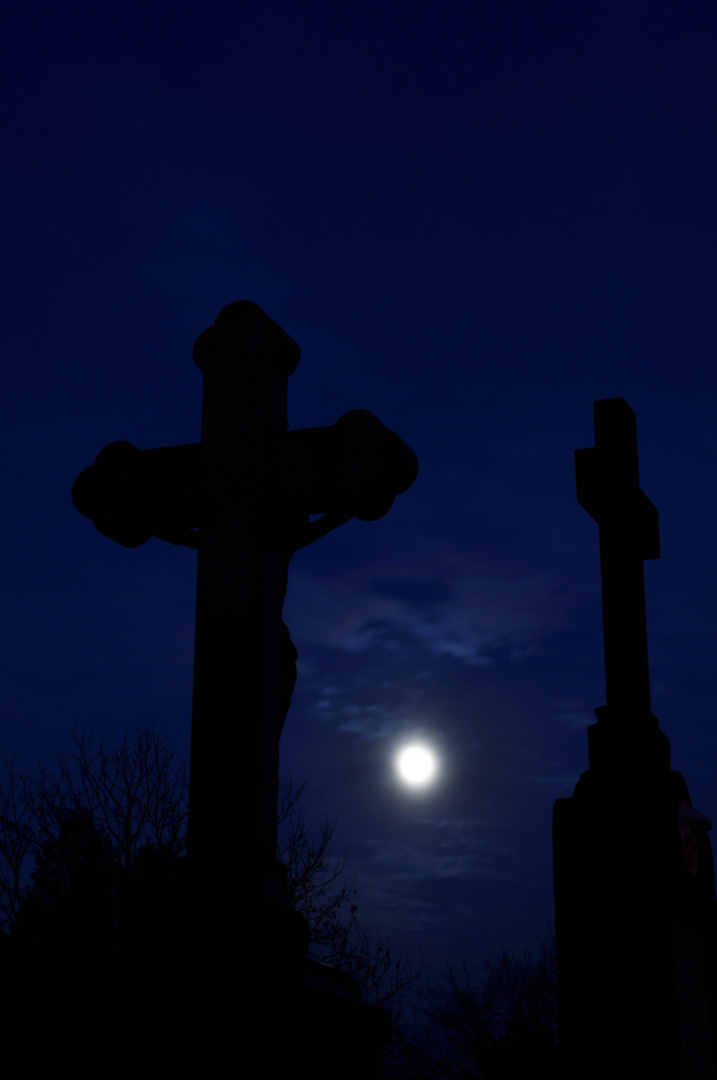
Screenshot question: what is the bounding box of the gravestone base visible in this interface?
[554,722,717,1080]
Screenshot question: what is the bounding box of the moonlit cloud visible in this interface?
[553,702,596,729]
[358,832,514,884]
[286,547,575,665]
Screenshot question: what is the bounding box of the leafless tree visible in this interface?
[50,724,188,867]
[277,775,422,1010]
[0,764,38,929]
[416,929,559,1079]
[1,736,418,1018]
[0,725,187,933]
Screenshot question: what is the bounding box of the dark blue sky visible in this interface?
[4,1,717,976]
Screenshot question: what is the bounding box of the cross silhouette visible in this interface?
[576,397,660,721]
[73,301,418,904]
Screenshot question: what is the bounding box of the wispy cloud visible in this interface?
[286,540,575,666]
[553,701,594,729]
[358,819,519,886]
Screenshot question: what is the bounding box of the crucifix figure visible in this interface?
[72,301,418,917]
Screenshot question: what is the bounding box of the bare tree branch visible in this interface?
[0,725,188,933]
[417,927,558,1078]
[277,775,421,1013]
[0,763,38,927]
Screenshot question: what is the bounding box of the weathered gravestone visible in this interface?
[553,398,717,1079]
[72,300,418,1073]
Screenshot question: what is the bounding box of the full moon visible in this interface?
[396,744,437,787]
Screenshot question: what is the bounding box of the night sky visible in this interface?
[5,1,717,980]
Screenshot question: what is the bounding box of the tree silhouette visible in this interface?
[0,733,419,1019]
[0,732,189,1073]
[278,775,421,1011]
[0,725,187,936]
[12,805,117,950]
[411,931,559,1079]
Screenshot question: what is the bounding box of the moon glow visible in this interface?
[396,744,437,787]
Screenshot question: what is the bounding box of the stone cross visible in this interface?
[575,397,660,720]
[72,301,418,908]
[554,400,717,1079]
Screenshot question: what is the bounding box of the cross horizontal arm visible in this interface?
[72,411,418,548]
[576,445,660,561]
[72,440,202,547]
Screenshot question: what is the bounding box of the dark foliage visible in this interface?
[0,725,188,946]
[13,806,117,949]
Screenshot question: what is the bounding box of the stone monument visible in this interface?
[72,300,418,1074]
[553,398,717,1079]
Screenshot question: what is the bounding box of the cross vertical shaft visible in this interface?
[576,397,660,719]
[189,303,300,904]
